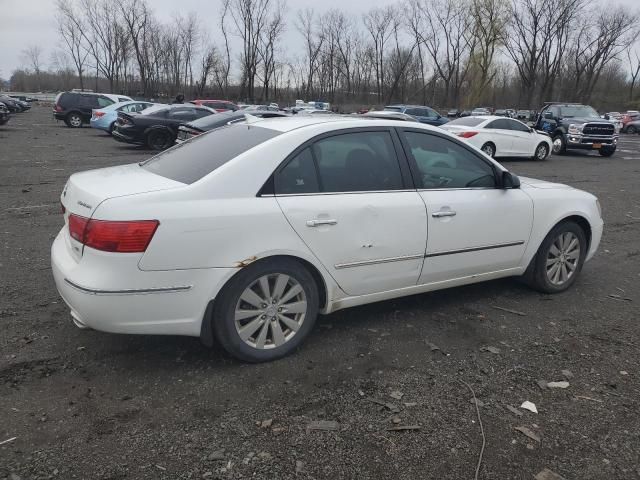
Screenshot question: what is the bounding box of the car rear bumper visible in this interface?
[51,229,235,337]
[112,128,144,145]
[90,117,112,131]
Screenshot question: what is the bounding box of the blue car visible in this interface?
[383,104,449,126]
[90,101,155,134]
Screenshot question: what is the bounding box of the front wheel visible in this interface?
[551,134,566,154]
[626,125,637,134]
[599,148,615,157]
[524,221,587,294]
[534,142,549,161]
[212,259,319,362]
[146,130,172,150]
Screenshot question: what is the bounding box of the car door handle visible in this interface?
[432,210,457,218]
[306,219,338,227]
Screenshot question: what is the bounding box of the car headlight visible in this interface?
[568,123,585,135]
[596,199,602,218]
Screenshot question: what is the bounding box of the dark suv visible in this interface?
[53,92,132,127]
[384,105,448,126]
[534,102,618,157]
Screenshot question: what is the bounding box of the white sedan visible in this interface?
[52,116,603,362]
[442,116,553,160]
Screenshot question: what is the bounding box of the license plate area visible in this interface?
[592,143,602,149]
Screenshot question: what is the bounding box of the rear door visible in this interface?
[78,94,100,121]
[397,128,533,284]
[274,128,427,296]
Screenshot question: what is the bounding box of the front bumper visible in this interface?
[586,220,603,262]
[565,133,617,151]
[51,229,235,337]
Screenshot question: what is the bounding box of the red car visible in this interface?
[190,100,238,112]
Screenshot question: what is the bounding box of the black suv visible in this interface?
[53,92,132,127]
[534,102,618,157]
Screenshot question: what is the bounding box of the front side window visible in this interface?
[507,119,531,132]
[485,119,510,130]
[401,131,496,189]
[311,131,403,192]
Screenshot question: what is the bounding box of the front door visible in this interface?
[274,129,427,296]
[397,128,534,284]
[506,118,536,156]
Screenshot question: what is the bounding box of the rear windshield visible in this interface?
[447,117,485,126]
[141,124,281,184]
[140,105,170,116]
[189,111,244,130]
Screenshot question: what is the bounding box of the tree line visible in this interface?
[7,0,640,110]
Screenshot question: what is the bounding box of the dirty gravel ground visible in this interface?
[1,106,639,480]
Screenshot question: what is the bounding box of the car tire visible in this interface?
[524,221,587,294]
[551,133,566,154]
[534,142,549,161]
[146,130,172,150]
[212,258,319,362]
[65,112,83,128]
[481,142,496,158]
[599,149,615,157]
[626,125,637,134]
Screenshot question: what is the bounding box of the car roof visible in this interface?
[249,115,442,133]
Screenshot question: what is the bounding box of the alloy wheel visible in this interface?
[546,232,580,286]
[482,144,494,157]
[69,114,82,127]
[234,273,307,350]
[552,137,563,154]
[536,144,548,160]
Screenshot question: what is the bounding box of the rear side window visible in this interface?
[274,148,319,194]
[59,93,76,107]
[141,125,281,184]
[98,96,114,107]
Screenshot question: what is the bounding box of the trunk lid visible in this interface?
[61,163,184,261]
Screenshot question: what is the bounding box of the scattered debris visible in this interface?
[386,425,421,431]
[515,426,540,442]
[403,402,417,407]
[534,468,567,480]
[561,369,574,379]
[620,371,629,376]
[0,437,17,446]
[207,450,225,461]
[260,418,273,429]
[492,305,527,316]
[520,401,538,414]
[547,381,570,389]
[480,345,501,354]
[459,379,485,480]
[470,398,485,407]
[536,380,548,390]
[607,294,632,302]
[257,451,272,460]
[295,460,304,474]
[155,465,166,471]
[357,389,365,397]
[426,341,441,352]
[389,390,404,400]
[366,397,400,413]
[575,395,603,403]
[76,346,86,351]
[306,420,339,432]
[391,416,402,424]
[505,405,523,417]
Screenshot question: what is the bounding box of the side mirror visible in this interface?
[502,171,520,189]
[529,127,534,133]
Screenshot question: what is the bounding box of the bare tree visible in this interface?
[363,6,395,103]
[296,8,324,98]
[626,43,640,102]
[21,45,44,90]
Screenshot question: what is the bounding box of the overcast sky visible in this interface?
[0,0,637,79]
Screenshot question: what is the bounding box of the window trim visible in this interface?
[260,126,416,197]
[395,127,503,190]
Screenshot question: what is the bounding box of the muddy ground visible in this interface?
[1,106,639,480]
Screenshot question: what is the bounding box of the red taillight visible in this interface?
[458,131,479,138]
[94,111,105,118]
[54,104,63,112]
[68,214,159,253]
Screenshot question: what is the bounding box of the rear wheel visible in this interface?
[65,112,82,128]
[481,142,495,158]
[524,221,587,293]
[534,142,549,161]
[212,259,319,362]
[146,130,172,150]
[626,125,637,134]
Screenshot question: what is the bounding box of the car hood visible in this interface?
[518,176,574,190]
[560,117,614,125]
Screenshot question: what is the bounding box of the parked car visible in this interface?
[621,112,640,132]
[442,116,552,160]
[245,105,280,112]
[52,116,602,362]
[53,91,133,127]
[176,110,288,143]
[361,111,418,122]
[112,103,216,150]
[0,95,25,113]
[384,105,448,126]
[622,119,640,134]
[9,95,38,102]
[471,108,491,116]
[447,109,461,118]
[190,99,238,112]
[0,103,10,125]
[534,102,618,157]
[90,100,155,134]
[459,110,472,117]
[494,109,508,117]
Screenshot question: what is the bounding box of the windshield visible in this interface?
[141,124,282,184]
[447,117,485,126]
[558,105,599,118]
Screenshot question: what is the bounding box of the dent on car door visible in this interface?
[398,129,534,284]
[274,129,428,296]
